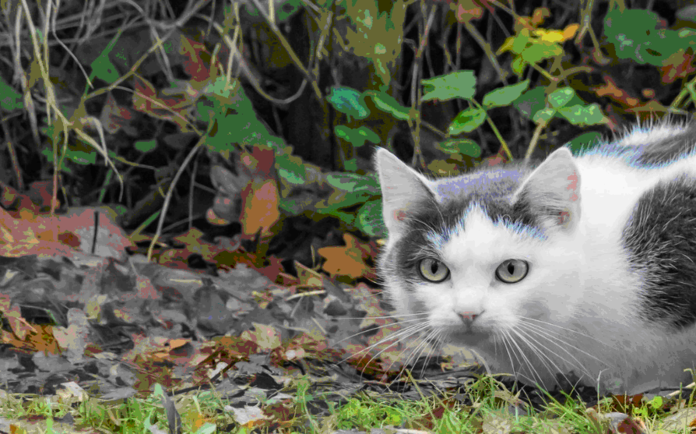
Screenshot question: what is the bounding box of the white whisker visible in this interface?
[520,319,609,370]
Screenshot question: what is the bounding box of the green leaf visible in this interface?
[0,78,23,111]
[334,125,379,147]
[448,107,486,135]
[519,41,563,65]
[364,91,411,121]
[436,138,482,158]
[344,157,358,172]
[276,155,306,185]
[567,131,603,155]
[513,86,546,120]
[90,51,121,83]
[512,56,527,75]
[557,103,607,126]
[422,70,477,102]
[278,168,305,186]
[355,200,387,237]
[326,87,370,119]
[511,33,531,54]
[326,173,370,192]
[548,88,576,109]
[351,174,381,195]
[66,148,96,165]
[604,9,696,66]
[356,126,380,144]
[206,85,286,153]
[532,107,556,125]
[134,140,157,153]
[483,80,530,108]
[335,125,356,142]
[89,32,125,84]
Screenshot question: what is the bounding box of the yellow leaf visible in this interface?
[497,37,516,54]
[536,28,565,43]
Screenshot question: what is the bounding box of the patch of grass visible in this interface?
[2,374,696,433]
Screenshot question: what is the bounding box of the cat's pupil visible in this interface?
[431,262,439,274]
[507,262,515,274]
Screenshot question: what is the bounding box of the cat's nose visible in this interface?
[457,311,480,325]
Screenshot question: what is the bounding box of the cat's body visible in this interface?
[376,123,696,394]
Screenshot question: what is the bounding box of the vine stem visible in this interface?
[471,100,514,161]
[525,122,545,161]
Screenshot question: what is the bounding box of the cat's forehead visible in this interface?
[439,204,540,260]
[404,166,542,244]
[432,166,527,202]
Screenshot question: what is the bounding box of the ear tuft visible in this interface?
[375,149,436,237]
[514,147,581,230]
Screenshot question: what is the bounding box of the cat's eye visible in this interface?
[418,258,450,283]
[495,259,529,284]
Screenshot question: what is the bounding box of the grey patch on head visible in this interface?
[430,164,538,233]
[432,164,529,203]
[623,175,696,330]
[388,164,541,287]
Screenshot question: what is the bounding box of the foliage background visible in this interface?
[1,0,696,274]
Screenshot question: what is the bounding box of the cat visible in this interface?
[375,122,696,395]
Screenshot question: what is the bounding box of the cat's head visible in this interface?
[375,148,584,347]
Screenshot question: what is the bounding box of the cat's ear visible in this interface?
[513,147,581,231]
[375,148,436,237]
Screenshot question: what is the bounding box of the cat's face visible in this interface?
[375,148,584,350]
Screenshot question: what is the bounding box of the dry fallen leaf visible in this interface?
[318,233,371,278]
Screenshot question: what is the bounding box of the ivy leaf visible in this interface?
[326,86,370,119]
[513,86,547,120]
[437,138,482,158]
[558,104,607,126]
[548,88,576,109]
[355,200,387,238]
[422,70,477,102]
[326,173,369,192]
[532,107,556,126]
[364,91,412,121]
[448,107,486,135]
[334,125,380,147]
[483,80,530,108]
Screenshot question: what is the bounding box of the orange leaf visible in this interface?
[240,180,280,238]
[318,233,371,278]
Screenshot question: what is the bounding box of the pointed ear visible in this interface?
[375,148,436,237]
[513,148,581,231]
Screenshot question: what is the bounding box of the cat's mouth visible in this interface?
[448,327,493,345]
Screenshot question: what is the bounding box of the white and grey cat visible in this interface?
[375,123,696,395]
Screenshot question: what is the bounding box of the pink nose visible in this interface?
[458,311,479,324]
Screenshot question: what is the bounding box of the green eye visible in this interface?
[419,258,450,282]
[495,259,529,283]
